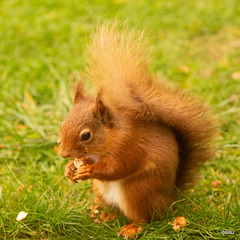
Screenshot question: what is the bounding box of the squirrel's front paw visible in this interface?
[73,165,92,181]
[65,160,77,181]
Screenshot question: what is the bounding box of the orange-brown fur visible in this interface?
[57,21,217,237]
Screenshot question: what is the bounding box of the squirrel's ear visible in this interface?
[93,92,113,128]
[74,77,85,104]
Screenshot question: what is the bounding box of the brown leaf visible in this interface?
[90,204,101,213]
[199,69,213,79]
[17,185,25,193]
[99,212,117,222]
[15,124,26,130]
[170,216,187,230]
[211,180,222,187]
[178,65,190,74]
[173,225,181,230]
[193,206,199,212]
[231,71,240,80]
[231,40,240,48]
[53,145,59,153]
[230,94,239,103]
[194,205,203,212]
[27,185,32,192]
[174,217,187,226]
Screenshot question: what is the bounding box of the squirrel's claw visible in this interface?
[65,160,77,181]
[73,165,92,181]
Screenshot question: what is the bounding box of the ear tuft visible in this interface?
[93,91,113,128]
[74,76,85,104]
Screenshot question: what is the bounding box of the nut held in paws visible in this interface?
[74,158,84,169]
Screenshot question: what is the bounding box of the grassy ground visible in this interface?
[0,0,240,239]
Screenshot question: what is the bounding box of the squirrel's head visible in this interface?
[57,79,114,160]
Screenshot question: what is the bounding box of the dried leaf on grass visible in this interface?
[231,71,240,80]
[53,145,59,153]
[17,184,32,193]
[169,216,187,230]
[231,94,239,102]
[178,65,190,74]
[212,180,222,187]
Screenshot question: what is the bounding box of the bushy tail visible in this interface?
[85,21,218,189]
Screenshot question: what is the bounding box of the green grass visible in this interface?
[0,0,240,239]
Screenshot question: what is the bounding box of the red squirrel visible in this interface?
[57,22,217,238]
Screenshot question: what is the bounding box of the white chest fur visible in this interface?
[97,180,124,208]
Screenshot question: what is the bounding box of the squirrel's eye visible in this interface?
[81,132,91,141]
[79,129,92,142]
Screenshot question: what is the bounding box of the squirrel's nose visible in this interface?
[60,149,69,158]
[57,139,61,145]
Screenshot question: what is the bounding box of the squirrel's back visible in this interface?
[85,21,218,189]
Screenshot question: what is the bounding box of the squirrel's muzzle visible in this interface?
[60,149,69,158]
